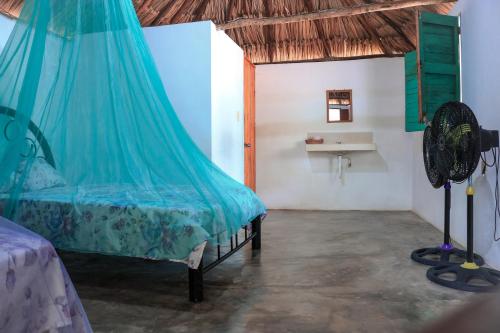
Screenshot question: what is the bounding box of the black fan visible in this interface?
[411,125,484,267]
[432,102,481,182]
[423,126,446,189]
[424,102,500,292]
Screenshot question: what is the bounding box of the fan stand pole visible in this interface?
[442,181,453,250]
[410,182,483,266]
[464,185,478,268]
[426,184,500,292]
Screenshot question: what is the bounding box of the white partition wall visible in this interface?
[210,29,245,183]
[144,21,245,183]
[144,22,213,157]
[0,14,15,50]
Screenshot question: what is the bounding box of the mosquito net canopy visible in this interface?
[0,0,265,262]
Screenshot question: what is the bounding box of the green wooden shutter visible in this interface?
[405,51,425,132]
[419,11,460,122]
[405,11,460,132]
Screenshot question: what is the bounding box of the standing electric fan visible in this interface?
[411,127,484,266]
[423,102,500,292]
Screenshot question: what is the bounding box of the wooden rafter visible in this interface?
[376,11,415,49]
[225,0,235,19]
[249,52,401,65]
[169,0,194,25]
[135,0,158,26]
[192,0,210,21]
[357,14,391,55]
[304,0,330,58]
[151,0,176,26]
[217,0,455,30]
[337,0,391,55]
[241,36,400,54]
[361,0,415,49]
[263,0,275,63]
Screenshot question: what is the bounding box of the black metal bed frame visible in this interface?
[0,106,56,167]
[1,106,264,302]
[188,215,262,302]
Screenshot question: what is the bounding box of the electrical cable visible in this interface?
[481,150,496,168]
[482,146,500,241]
[460,147,500,241]
[493,147,500,241]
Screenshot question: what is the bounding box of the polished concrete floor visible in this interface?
[61,210,473,333]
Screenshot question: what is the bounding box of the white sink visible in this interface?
[306,143,376,152]
[305,132,376,153]
[305,132,377,180]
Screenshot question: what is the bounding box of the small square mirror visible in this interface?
[327,89,352,123]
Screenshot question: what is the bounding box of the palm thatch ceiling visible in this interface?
[1,0,455,64]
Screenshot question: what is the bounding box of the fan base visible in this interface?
[411,244,484,267]
[427,263,500,292]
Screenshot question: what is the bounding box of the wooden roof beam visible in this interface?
[253,53,403,65]
[0,0,23,18]
[169,0,195,25]
[304,0,330,59]
[193,0,211,21]
[263,0,275,63]
[151,0,177,26]
[241,37,404,52]
[217,0,455,30]
[376,11,416,49]
[360,0,415,49]
[0,11,17,19]
[337,0,392,55]
[356,14,392,55]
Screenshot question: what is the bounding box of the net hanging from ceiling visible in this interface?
[0,0,265,262]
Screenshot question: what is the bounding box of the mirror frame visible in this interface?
[326,89,353,123]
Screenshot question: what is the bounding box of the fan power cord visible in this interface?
[482,147,500,241]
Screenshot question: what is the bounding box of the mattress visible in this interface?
[0,184,264,268]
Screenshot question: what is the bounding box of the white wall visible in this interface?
[144,21,245,182]
[0,14,15,50]
[256,59,413,210]
[144,21,213,157]
[412,0,500,268]
[211,29,245,182]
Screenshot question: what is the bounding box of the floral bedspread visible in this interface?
[0,184,265,268]
[0,217,92,333]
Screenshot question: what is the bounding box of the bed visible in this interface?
[0,216,92,332]
[0,107,265,302]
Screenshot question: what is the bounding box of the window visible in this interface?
[327,90,352,123]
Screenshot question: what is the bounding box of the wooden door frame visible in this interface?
[244,57,256,192]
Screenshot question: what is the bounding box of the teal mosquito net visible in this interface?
[0,0,265,262]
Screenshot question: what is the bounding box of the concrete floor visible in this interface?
[61,210,473,333]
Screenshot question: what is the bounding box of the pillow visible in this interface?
[22,158,66,192]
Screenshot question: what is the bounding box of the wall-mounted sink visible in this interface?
[305,131,377,180]
[306,143,376,152]
[305,132,376,153]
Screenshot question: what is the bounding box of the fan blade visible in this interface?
[423,126,446,188]
[430,102,482,182]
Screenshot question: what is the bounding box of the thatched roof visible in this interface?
[1,0,455,64]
